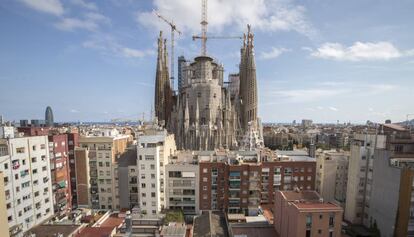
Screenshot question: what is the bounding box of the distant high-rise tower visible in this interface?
[177,56,187,92]
[45,106,54,127]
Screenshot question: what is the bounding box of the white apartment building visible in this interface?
[315,149,349,206]
[79,132,130,210]
[137,129,176,215]
[345,133,386,224]
[165,151,199,216]
[0,131,54,237]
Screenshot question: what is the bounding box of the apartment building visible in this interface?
[137,128,176,215]
[118,147,139,210]
[345,133,386,224]
[274,190,343,237]
[48,134,71,215]
[199,150,316,215]
[315,149,349,206]
[0,172,11,237]
[367,124,414,236]
[67,132,79,208]
[165,151,199,216]
[78,131,131,210]
[0,131,54,236]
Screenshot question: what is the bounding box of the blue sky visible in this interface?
[0,0,413,123]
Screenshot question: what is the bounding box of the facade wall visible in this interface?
[345,134,386,224]
[199,160,316,212]
[137,132,176,215]
[369,149,401,237]
[315,151,349,205]
[0,136,54,236]
[78,135,130,210]
[49,134,71,214]
[74,148,90,207]
[0,172,10,237]
[67,133,79,208]
[165,163,199,215]
[274,191,343,237]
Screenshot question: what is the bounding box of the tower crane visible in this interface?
[154,10,182,90]
[193,0,242,55]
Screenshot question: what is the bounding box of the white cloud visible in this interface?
[266,82,397,103]
[71,0,97,11]
[328,106,338,111]
[82,36,155,58]
[55,17,98,31]
[310,41,414,61]
[20,0,64,16]
[70,109,80,113]
[271,88,349,103]
[260,47,289,60]
[55,12,110,31]
[136,0,316,39]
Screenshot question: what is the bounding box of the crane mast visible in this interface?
[193,0,242,55]
[154,11,181,91]
[201,0,208,55]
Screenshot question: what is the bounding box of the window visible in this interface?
[141,164,145,170]
[203,177,208,182]
[151,192,156,197]
[150,164,155,170]
[16,147,25,153]
[99,162,103,167]
[32,145,36,151]
[142,193,146,197]
[151,183,155,188]
[274,167,281,175]
[141,174,145,179]
[141,183,146,188]
[329,214,335,227]
[203,168,208,173]
[318,230,322,234]
[4,163,8,169]
[142,201,146,206]
[31,157,37,163]
[306,214,312,228]
[151,174,155,179]
[106,162,110,167]
[145,155,154,160]
[203,186,207,191]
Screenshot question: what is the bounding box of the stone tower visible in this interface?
[154,31,173,126]
[239,25,258,131]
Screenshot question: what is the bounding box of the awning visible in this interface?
[58,180,66,188]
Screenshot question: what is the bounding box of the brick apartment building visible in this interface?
[48,134,72,214]
[198,150,316,214]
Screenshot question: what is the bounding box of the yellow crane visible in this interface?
[154,10,182,90]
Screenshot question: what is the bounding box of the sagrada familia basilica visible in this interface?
[153,25,263,151]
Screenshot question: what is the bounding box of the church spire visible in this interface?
[154,31,165,124]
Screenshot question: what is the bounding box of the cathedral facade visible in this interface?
[154,26,263,151]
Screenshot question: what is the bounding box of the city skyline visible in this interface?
[1,0,414,123]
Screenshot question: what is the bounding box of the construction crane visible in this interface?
[154,10,182,90]
[193,0,242,55]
